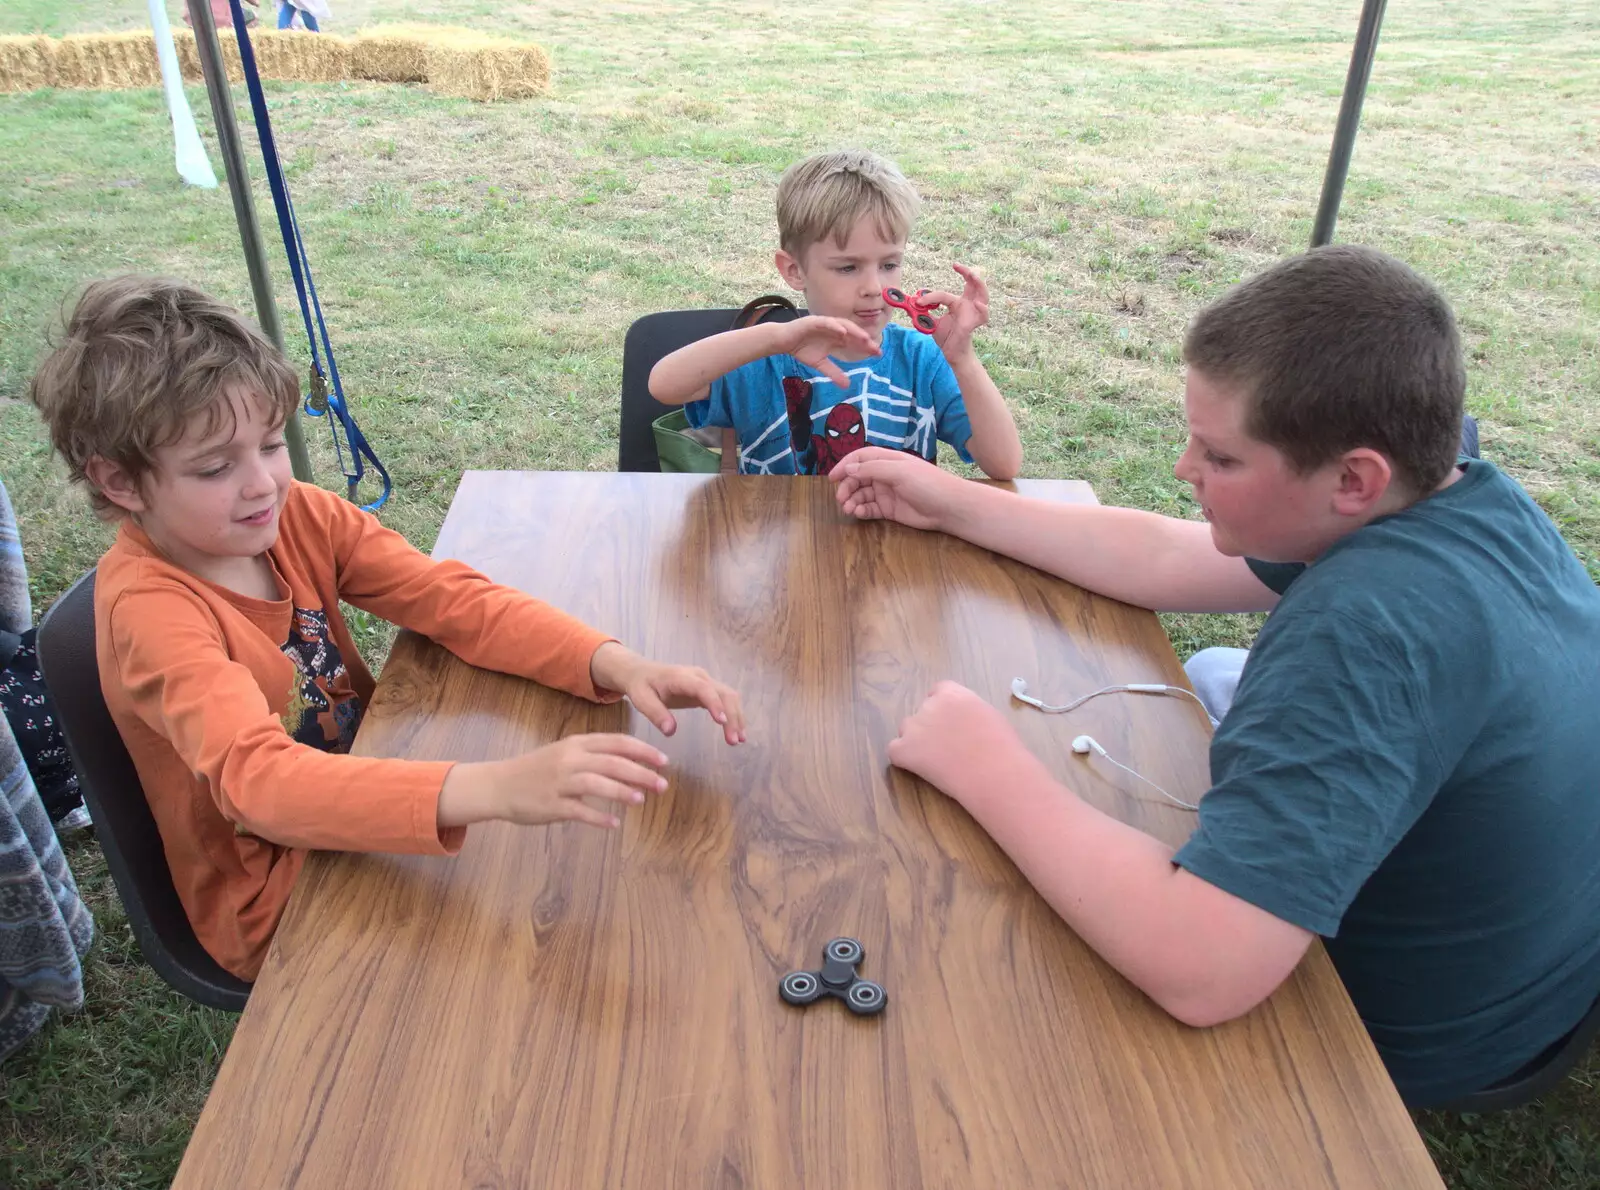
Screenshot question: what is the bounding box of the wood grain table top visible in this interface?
[173,471,1442,1190]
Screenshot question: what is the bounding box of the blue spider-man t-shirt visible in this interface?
[683,323,975,475]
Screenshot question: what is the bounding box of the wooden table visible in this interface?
[174,471,1442,1190]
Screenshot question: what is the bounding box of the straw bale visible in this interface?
[351,27,429,83]
[173,27,245,84]
[100,30,162,88]
[251,29,352,83]
[426,37,551,102]
[0,35,58,92]
[53,32,161,90]
[0,26,552,100]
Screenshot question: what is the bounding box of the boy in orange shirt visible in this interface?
[29,276,746,982]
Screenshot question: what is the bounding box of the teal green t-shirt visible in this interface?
[1174,460,1600,1106]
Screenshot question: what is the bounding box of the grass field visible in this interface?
[1,1,1596,1186]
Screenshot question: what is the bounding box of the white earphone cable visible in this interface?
[1011,677,1209,717]
[1093,747,1199,812]
[1013,677,1205,812]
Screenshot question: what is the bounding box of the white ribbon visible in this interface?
[149,0,218,188]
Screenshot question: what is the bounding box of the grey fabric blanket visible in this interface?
[0,479,93,1060]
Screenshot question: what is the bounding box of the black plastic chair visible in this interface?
[1436,992,1600,1112]
[618,302,801,472]
[37,570,251,1012]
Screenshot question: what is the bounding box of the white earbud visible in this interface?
[1011,676,1043,709]
[1011,677,1203,812]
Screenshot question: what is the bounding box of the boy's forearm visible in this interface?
[947,349,1022,480]
[437,758,494,828]
[937,484,1274,613]
[218,723,461,853]
[349,558,614,702]
[648,322,790,406]
[330,487,614,701]
[954,753,1296,1026]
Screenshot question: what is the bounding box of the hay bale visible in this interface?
[252,29,352,83]
[53,31,161,90]
[173,27,244,84]
[351,26,430,83]
[100,31,162,89]
[0,34,59,92]
[0,25,551,99]
[426,34,551,102]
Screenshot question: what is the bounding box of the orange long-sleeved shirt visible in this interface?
[96,481,614,980]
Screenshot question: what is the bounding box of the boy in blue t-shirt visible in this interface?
[649,150,1023,479]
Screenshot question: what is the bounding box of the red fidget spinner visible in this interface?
[883,286,940,335]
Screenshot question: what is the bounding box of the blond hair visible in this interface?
[775,150,921,258]
[28,275,300,516]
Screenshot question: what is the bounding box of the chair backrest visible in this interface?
[1437,991,1600,1112]
[36,570,251,1012]
[617,305,801,472]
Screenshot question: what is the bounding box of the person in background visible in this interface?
[0,480,89,837]
[183,0,260,29]
[0,477,92,1061]
[278,0,330,32]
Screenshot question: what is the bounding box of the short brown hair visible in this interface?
[28,275,299,515]
[775,150,921,258]
[1184,245,1464,494]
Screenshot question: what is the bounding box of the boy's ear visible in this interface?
[1330,448,1394,517]
[774,248,806,293]
[85,455,149,515]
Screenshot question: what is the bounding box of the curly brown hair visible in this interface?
[28,275,299,516]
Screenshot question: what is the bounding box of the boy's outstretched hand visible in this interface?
[590,642,746,745]
[919,264,989,359]
[438,734,671,831]
[435,643,744,834]
[779,316,880,388]
[889,681,1026,810]
[830,447,962,530]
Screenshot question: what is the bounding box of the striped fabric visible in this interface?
[0,480,92,1060]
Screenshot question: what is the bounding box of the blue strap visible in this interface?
[227,0,392,510]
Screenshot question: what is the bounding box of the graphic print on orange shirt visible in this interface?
[278,606,361,752]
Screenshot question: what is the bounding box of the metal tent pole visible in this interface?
[185,0,314,483]
[1310,0,1389,248]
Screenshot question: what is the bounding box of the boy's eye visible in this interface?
[1205,451,1234,468]
[836,264,856,274]
[263,440,286,455]
[197,463,231,479]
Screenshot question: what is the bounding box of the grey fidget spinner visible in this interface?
[779,937,887,1016]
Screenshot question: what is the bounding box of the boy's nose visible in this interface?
[240,463,277,499]
[1173,443,1199,483]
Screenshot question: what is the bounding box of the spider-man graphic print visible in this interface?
[683,323,976,475]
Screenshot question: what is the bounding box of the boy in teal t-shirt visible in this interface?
[827,245,1600,1107]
